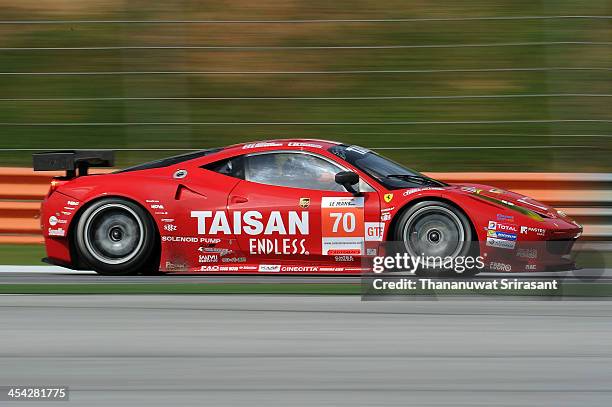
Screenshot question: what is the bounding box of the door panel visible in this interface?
[228,180,381,266]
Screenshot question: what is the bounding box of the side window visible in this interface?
[245,153,345,192]
[203,156,245,179]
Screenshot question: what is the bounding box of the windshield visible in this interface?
[328,145,447,190]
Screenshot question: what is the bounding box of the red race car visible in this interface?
[34,139,582,275]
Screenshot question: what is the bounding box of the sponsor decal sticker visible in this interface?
[281,265,320,272]
[403,187,444,196]
[496,214,514,222]
[321,197,365,255]
[486,237,516,250]
[520,226,545,236]
[287,142,322,149]
[48,228,66,237]
[383,193,393,203]
[249,238,308,255]
[489,262,512,272]
[49,216,59,226]
[487,221,517,233]
[243,142,283,149]
[191,210,309,235]
[163,224,177,232]
[517,248,538,259]
[258,264,281,273]
[198,254,219,263]
[165,261,188,271]
[299,197,311,208]
[222,257,246,263]
[365,222,385,241]
[460,186,482,194]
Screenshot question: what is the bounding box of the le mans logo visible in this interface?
[299,198,310,208]
[383,193,393,203]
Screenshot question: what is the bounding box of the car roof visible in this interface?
[117,139,344,173]
[223,138,342,154]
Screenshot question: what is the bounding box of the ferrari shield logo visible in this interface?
[383,193,394,203]
[299,198,310,208]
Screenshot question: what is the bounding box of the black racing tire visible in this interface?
[74,197,158,275]
[393,201,478,276]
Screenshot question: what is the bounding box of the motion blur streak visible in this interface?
[0,1,609,171]
[0,296,611,406]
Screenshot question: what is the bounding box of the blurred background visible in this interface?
[0,0,610,171]
[0,0,610,263]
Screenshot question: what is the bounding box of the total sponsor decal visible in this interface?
[334,255,354,262]
[258,264,281,273]
[191,210,308,235]
[48,227,66,237]
[249,238,307,255]
[520,226,546,237]
[150,204,165,210]
[525,264,537,271]
[322,197,364,256]
[489,262,512,272]
[200,265,220,272]
[487,221,517,233]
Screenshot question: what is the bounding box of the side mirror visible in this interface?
[335,171,361,196]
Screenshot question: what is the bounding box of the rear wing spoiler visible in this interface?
[33,150,114,178]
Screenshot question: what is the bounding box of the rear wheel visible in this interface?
[74,198,158,275]
[393,201,478,275]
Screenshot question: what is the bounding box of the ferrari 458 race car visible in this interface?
[35,139,582,275]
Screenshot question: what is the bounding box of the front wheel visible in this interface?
[74,198,158,275]
[393,201,478,276]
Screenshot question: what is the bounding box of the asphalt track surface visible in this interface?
[0,295,611,406]
[0,265,611,283]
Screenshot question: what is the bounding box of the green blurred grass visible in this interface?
[0,244,45,265]
[0,0,609,171]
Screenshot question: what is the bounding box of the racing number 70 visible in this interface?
[329,212,356,233]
